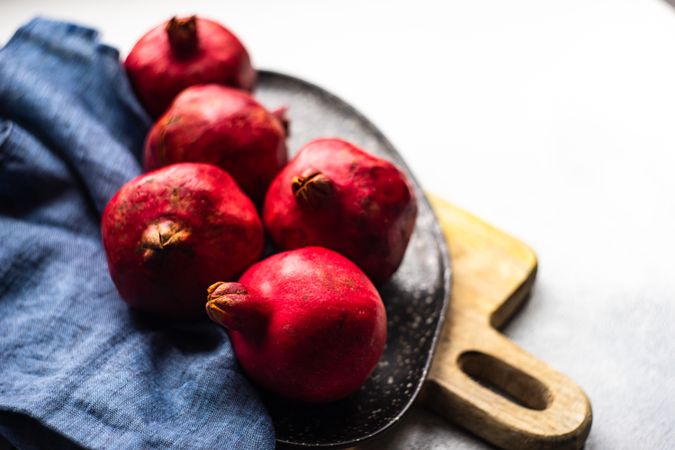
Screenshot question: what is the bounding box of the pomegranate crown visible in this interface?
[291,169,334,208]
[166,16,199,55]
[139,219,191,268]
[206,282,267,332]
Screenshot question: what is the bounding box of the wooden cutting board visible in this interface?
[360,197,593,449]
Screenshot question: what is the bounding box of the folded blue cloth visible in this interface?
[0,18,274,450]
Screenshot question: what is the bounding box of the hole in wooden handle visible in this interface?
[459,351,552,411]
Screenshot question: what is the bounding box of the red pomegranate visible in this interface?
[144,85,288,204]
[206,247,387,403]
[125,16,255,117]
[263,138,417,283]
[101,163,263,319]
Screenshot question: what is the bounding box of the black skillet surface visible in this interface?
[255,71,451,448]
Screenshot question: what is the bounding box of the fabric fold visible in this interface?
[0,18,275,450]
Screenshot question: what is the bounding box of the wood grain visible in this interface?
[418,196,592,449]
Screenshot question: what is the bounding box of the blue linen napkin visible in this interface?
[0,18,275,450]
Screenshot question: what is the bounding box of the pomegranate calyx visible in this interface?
[291,169,333,208]
[140,219,190,265]
[272,106,290,137]
[206,282,266,332]
[166,16,198,55]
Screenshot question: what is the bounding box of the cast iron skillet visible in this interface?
[255,71,452,449]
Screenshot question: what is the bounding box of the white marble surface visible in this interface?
[2,0,675,448]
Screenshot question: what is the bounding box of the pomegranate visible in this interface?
[263,138,417,283]
[101,163,263,319]
[205,246,386,403]
[125,16,255,117]
[144,85,288,204]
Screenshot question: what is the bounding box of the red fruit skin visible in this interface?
[125,17,255,117]
[144,85,288,204]
[101,163,263,319]
[263,138,418,283]
[206,247,387,403]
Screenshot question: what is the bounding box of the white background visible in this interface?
[2,1,675,448]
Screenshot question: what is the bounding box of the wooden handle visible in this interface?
[423,324,592,449]
[421,197,592,449]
